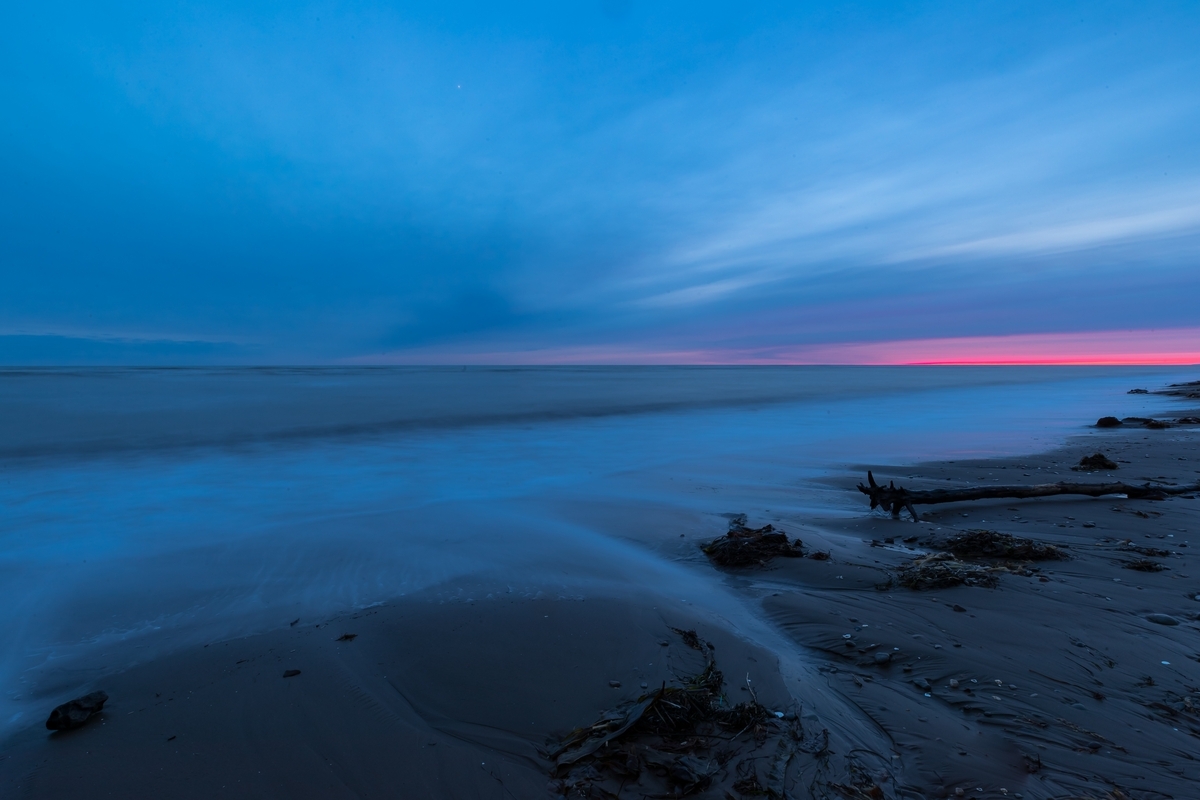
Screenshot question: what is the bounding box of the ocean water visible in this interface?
[0,365,1192,731]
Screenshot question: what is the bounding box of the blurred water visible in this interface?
[0,365,1193,730]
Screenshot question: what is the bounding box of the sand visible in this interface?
[3,386,1198,799]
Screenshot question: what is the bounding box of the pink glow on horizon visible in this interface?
[357,327,1200,365]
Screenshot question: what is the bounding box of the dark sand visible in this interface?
[3,390,1198,799]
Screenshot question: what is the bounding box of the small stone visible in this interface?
[874,651,891,665]
[914,678,931,691]
[640,682,648,688]
[1147,614,1179,626]
[282,669,301,678]
[949,679,960,688]
[952,604,966,613]
[46,691,108,731]
[608,680,621,688]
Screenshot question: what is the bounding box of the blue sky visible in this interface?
[1,1,1198,363]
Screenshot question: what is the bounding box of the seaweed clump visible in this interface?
[943,529,1065,561]
[1073,453,1118,471]
[1124,559,1168,573]
[550,629,824,799]
[702,515,804,567]
[894,552,999,590]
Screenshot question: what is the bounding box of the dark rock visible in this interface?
[1128,388,1149,394]
[608,680,621,688]
[1073,453,1118,471]
[336,633,357,642]
[1178,417,1200,425]
[46,691,108,730]
[952,604,967,612]
[282,669,301,678]
[1146,614,1179,626]
[1096,416,1122,428]
[914,678,931,691]
[873,651,891,665]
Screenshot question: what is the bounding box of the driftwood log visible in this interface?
[857,471,1200,522]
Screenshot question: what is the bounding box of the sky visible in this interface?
[1,0,1198,364]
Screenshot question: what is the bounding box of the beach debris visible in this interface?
[856,470,1200,521]
[940,529,1065,561]
[893,552,999,590]
[1096,414,1175,429]
[1129,388,1149,394]
[1124,559,1167,572]
[1159,379,1200,399]
[46,691,108,731]
[1146,614,1179,626]
[1118,541,1172,557]
[336,633,357,642]
[550,628,822,799]
[1177,416,1200,425]
[282,669,302,678]
[1073,453,1118,471]
[1123,416,1172,429]
[701,515,804,567]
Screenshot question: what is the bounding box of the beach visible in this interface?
[1,367,1198,798]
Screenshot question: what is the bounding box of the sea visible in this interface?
[0,365,1192,732]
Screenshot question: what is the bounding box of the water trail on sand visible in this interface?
[0,366,1189,731]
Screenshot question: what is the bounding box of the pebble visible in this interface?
[914,678,931,691]
[1147,614,1180,626]
[282,669,301,678]
[952,604,966,612]
[949,679,959,689]
[874,651,891,665]
[609,680,621,688]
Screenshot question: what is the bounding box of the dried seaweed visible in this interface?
[1123,558,1167,572]
[894,552,1000,590]
[550,628,805,799]
[942,529,1065,561]
[702,515,804,567]
[1073,453,1118,471]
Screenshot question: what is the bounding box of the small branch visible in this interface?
[856,471,1200,521]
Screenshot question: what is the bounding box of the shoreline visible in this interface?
[3,379,1198,798]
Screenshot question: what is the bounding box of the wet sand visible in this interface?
[3,386,1198,799]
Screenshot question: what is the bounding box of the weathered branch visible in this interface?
[856,470,1200,522]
